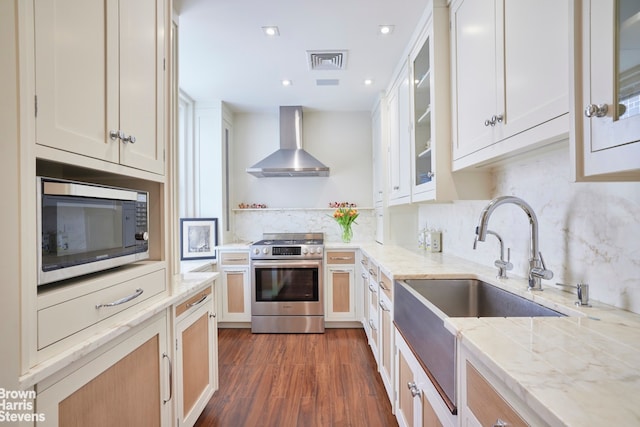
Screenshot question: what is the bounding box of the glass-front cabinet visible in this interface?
[573,0,640,180]
[412,39,434,193]
[409,1,465,202]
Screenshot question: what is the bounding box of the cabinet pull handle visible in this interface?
[407,381,421,397]
[369,319,377,331]
[493,419,508,427]
[210,312,217,318]
[584,103,608,118]
[330,256,352,261]
[225,270,245,274]
[332,269,351,273]
[379,301,390,312]
[379,281,388,290]
[187,294,208,308]
[369,284,377,293]
[224,257,247,262]
[162,352,173,404]
[121,133,136,144]
[109,130,124,141]
[95,288,143,309]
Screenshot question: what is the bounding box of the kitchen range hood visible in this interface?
[246,106,330,177]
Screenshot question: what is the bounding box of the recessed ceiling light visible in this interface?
[262,26,280,36]
[281,79,292,86]
[379,25,394,35]
[364,79,374,86]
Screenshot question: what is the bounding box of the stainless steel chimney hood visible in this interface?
[246,106,330,177]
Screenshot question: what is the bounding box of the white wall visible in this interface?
[418,142,640,314]
[232,111,373,209]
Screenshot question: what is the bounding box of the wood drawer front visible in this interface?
[38,269,166,349]
[467,361,527,427]
[220,252,249,265]
[326,251,355,265]
[176,286,212,318]
[380,271,393,301]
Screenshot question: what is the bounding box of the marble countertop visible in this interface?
[20,271,218,388]
[358,242,640,426]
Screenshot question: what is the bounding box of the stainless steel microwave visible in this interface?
[37,177,149,286]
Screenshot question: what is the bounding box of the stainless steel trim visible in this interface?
[43,180,139,201]
[251,315,324,333]
[95,288,144,309]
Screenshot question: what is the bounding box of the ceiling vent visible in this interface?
[307,50,348,71]
[316,79,339,86]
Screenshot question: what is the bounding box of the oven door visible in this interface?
[251,259,323,316]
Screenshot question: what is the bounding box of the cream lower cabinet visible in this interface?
[367,260,380,362]
[175,285,218,427]
[325,251,357,322]
[36,312,171,426]
[395,328,456,427]
[458,343,547,426]
[360,253,371,338]
[378,270,394,403]
[218,250,251,322]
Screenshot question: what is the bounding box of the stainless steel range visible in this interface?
[250,232,324,333]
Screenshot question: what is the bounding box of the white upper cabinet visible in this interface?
[34,0,165,175]
[572,0,640,180]
[451,0,570,171]
[387,61,412,205]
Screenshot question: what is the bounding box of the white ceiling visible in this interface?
[176,0,431,113]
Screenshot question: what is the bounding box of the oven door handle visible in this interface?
[252,261,322,269]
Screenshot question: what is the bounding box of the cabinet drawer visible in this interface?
[38,269,166,349]
[176,286,212,318]
[220,252,249,265]
[380,271,393,301]
[466,361,527,427]
[326,251,355,264]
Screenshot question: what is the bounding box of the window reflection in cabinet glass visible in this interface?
[618,0,640,120]
[413,37,433,186]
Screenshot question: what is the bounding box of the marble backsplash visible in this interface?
[233,208,376,244]
[418,143,640,314]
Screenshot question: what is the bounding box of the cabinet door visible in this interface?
[221,267,250,321]
[326,266,356,321]
[378,293,394,402]
[119,0,165,174]
[37,313,170,426]
[451,0,498,160]
[577,0,640,178]
[34,0,119,163]
[500,0,568,142]
[176,295,217,427]
[388,62,412,205]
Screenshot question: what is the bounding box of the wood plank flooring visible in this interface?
[194,328,398,427]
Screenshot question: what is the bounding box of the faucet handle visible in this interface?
[531,251,554,280]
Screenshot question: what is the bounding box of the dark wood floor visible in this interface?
[194,328,398,427]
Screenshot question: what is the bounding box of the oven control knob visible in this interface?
[135,231,149,241]
[302,248,308,254]
[253,248,260,255]
[262,248,269,254]
[316,248,322,254]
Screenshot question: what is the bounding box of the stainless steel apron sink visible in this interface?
[394,278,564,414]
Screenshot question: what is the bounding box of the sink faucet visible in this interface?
[474,230,513,279]
[474,196,553,290]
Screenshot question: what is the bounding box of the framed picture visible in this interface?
[180,218,218,260]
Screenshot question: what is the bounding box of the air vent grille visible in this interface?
[316,79,340,86]
[307,50,348,71]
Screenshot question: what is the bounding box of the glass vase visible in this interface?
[341,224,353,243]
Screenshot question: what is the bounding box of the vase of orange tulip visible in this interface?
[331,204,359,243]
